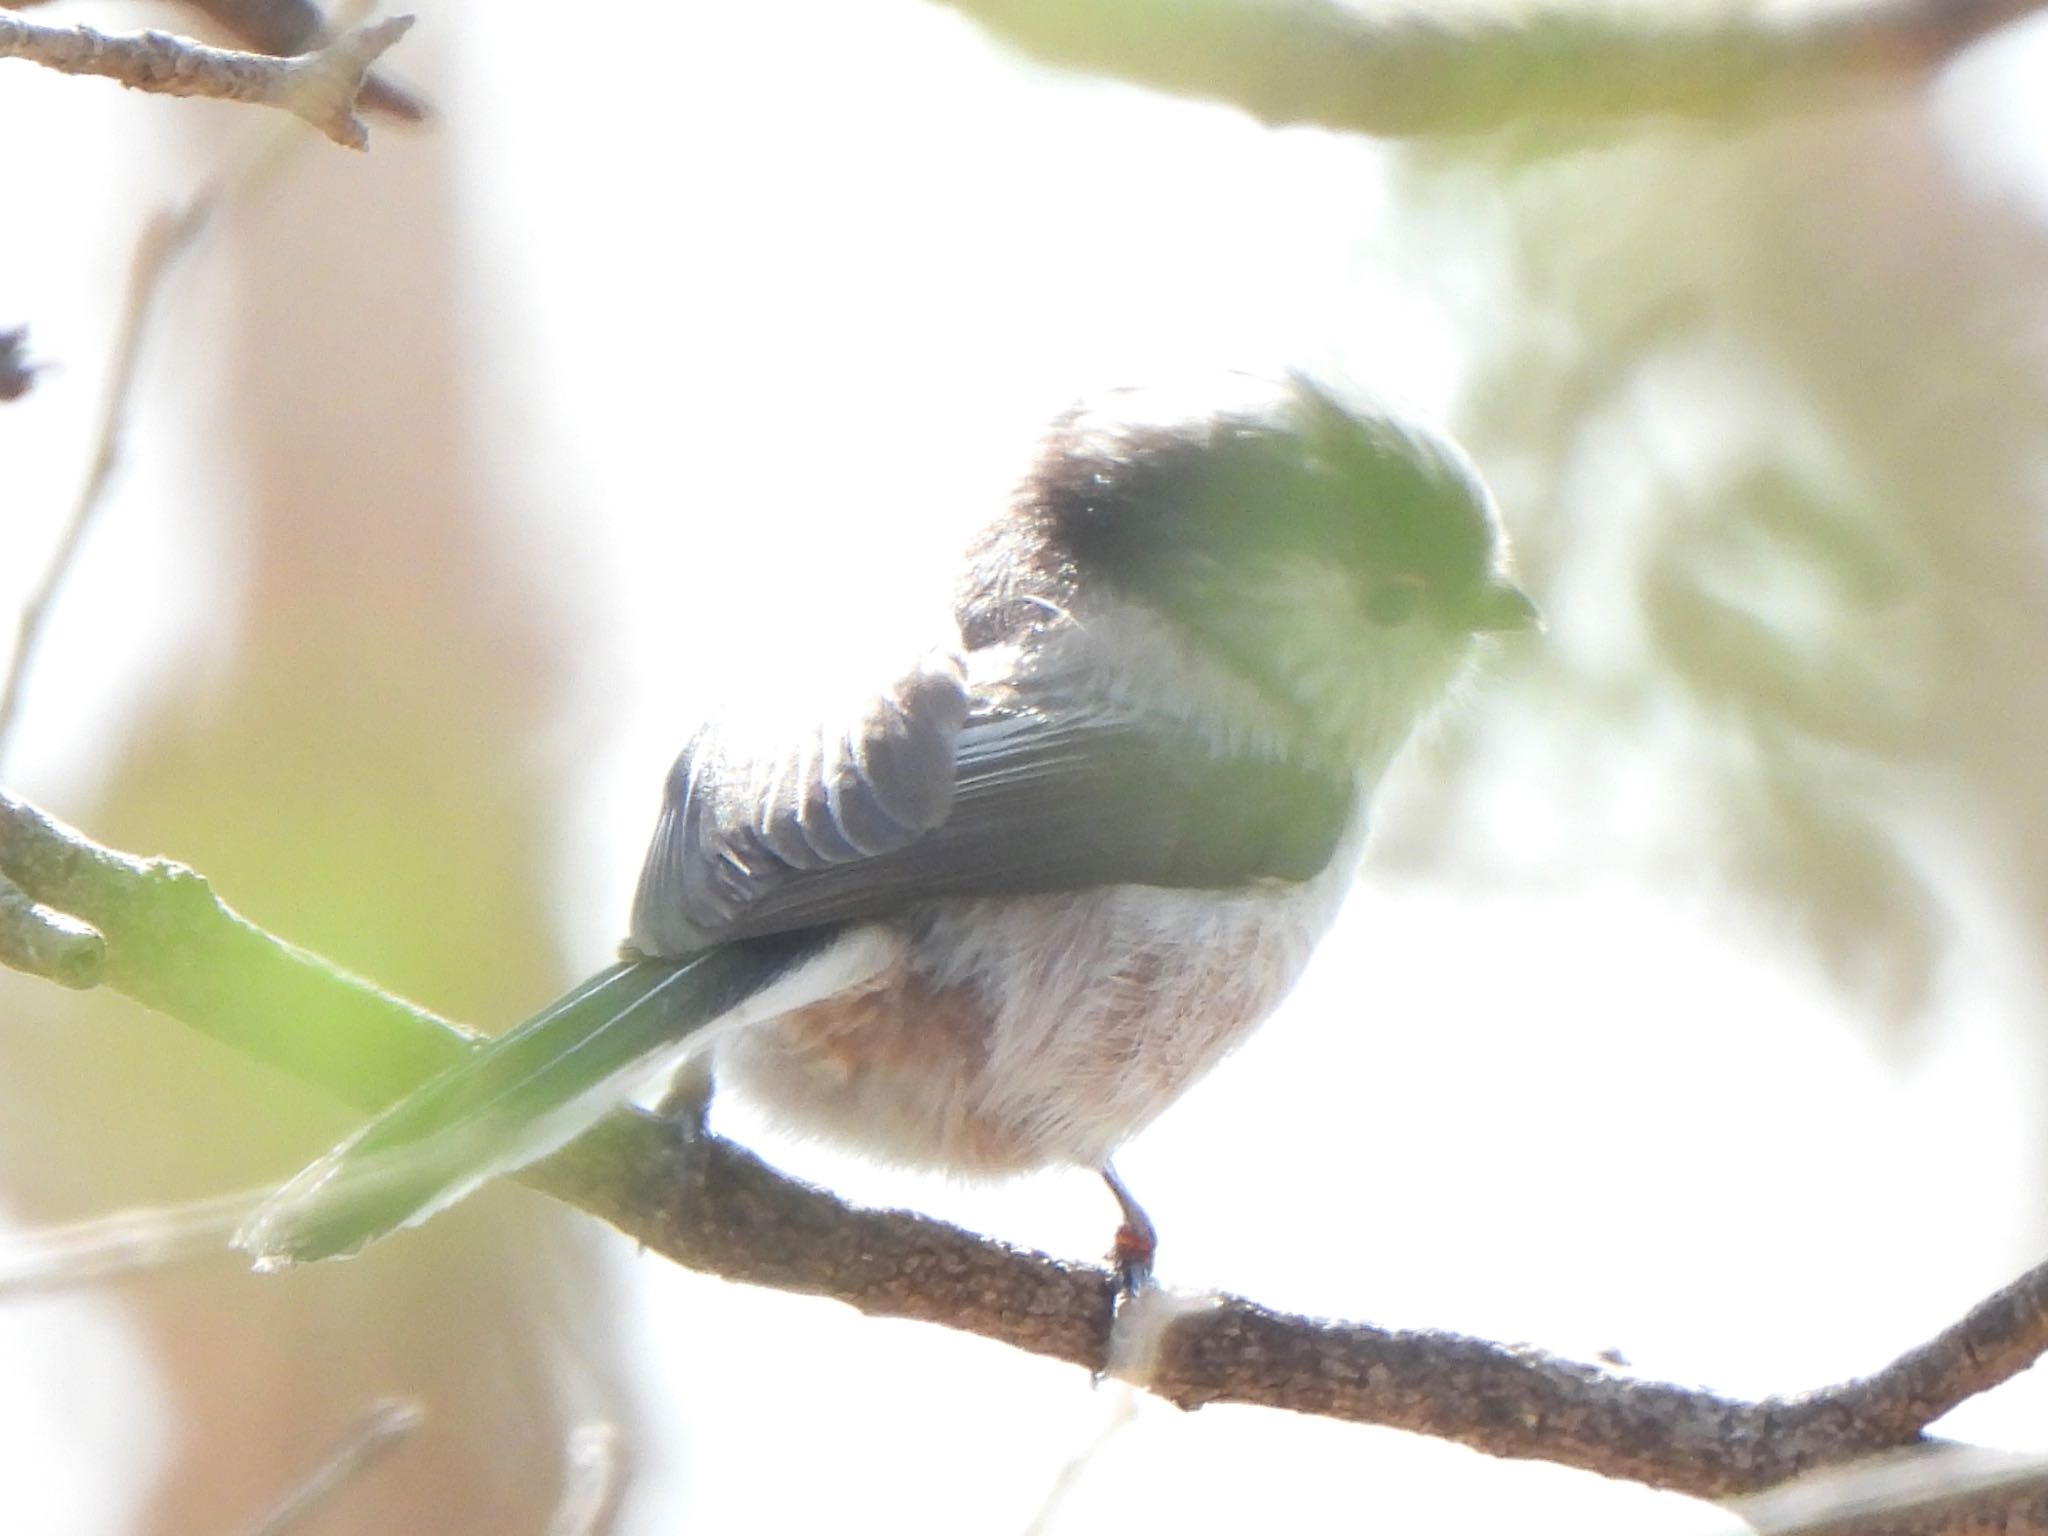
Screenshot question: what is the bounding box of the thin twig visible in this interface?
[5,787,2048,1504]
[241,1397,425,1536]
[0,1184,267,1296]
[544,1424,629,1536]
[0,28,364,773]
[1019,1385,1138,1536]
[0,201,214,774]
[173,0,429,121]
[0,0,429,117]
[0,12,412,149]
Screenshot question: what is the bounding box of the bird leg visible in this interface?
[1101,1161,1157,1296]
[654,1056,717,1141]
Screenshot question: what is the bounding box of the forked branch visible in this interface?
[0,11,412,148]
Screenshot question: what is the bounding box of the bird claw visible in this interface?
[1111,1219,1156,1301]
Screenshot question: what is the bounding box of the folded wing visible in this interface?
[630,651,1357,956]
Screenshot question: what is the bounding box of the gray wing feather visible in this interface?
[628,649,1353,957]
[630,653,970,954]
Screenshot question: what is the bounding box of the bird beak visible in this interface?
[1464,581,1541,634]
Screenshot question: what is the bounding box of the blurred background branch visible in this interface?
[0,201,215,773]
[0,4,629,1523]
[239,1397,425,1536]
[930,0,2048,135]
[543,1423,628,1536]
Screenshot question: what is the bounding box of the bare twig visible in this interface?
[0,1184,265,1296]
[241,1397,425,1536]
[0,12,412,149]
[544,1424,628,1536]
[0,0,428,122]
[4,787,2048,1505]
[0,44,356,773]
[1020,1385,1138,1536]
[929,0,2048,138]
[0,202,215,773]
[173,0,429,121]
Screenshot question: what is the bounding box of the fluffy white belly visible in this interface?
[714,813,1364,1173]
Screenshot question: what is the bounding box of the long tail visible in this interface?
[236,930,848,1268]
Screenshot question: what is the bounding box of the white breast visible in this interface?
[916,800,1366,1167]
[714,802,1368,1175]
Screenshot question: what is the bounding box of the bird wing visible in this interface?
[629,652,1357,956]
[241,655,1359,1266]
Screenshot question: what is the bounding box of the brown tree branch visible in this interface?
[0,11,412,149]
[3,784,2048,1516]
[929,0,2048,138]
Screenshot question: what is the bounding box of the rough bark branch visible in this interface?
[4,785,2048,1522]
[930,0,2048,138]
[0,11,412,149]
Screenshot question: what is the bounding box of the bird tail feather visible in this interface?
[235,931,841,1268]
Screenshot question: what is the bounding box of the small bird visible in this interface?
[236,372,1536,1280]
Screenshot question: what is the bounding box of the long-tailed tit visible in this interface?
[236,373,1536,1281]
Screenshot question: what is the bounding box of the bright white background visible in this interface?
[7,2,2048,1532]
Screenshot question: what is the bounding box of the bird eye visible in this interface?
[1365,574,1426,626]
